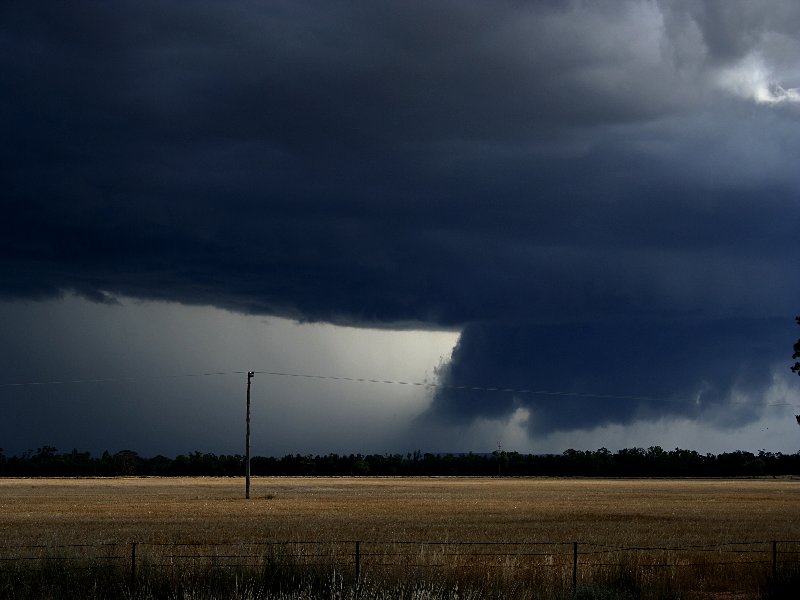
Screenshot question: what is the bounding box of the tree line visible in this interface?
[1,445,799,478]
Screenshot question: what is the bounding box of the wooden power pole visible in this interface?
[246,371,254,499]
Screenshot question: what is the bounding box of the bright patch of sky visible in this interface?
[717,55,800,104]
[0,295,458,456]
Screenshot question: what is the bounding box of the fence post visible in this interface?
[772,540,777,579]
[572,542,578,595]
[355,540,361,582]
[131,542,137,585]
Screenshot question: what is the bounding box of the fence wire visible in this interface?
[2,539,799,586]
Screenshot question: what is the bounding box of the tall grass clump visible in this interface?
[569,563,682,600]
[0,561,126,600]
[760,563,800,600]
[0,554,704,600]
[0,559,792,600]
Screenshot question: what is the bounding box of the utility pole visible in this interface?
[245,371,254,499]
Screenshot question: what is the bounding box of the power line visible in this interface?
[253,370,660,403]
[1,368,798,407]
[0,369,657,402]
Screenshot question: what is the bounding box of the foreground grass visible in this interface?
[3,560,800,600]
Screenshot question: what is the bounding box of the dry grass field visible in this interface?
[1,477,799,599]
[2,476,798,546]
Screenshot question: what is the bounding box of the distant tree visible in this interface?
[63,448,93,476]
[614,447,648,476]
[113,450,142,476]
[793,315,800,375]
[31,446,63,476]
[492,448,509,476]
[351,454,370,476]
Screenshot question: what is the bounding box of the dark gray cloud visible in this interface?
[425,318,791,435]
[659,0,800,64]
[2,1,799,441]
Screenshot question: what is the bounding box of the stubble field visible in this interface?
[1,477,799,599]
[2,476,798,545]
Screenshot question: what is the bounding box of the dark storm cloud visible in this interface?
[426,318,790,434]
[660,0,800,64]
[2,1,799,436]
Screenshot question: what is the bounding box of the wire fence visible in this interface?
[2,539,799,590]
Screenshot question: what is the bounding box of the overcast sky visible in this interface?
[2,1,799,457]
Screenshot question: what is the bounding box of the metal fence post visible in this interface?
[772,540,777,579]
[355,540,361,582]
[572,541,578,595]
[131,542,137,585]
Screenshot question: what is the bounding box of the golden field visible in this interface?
[1,476,798,547]
[2,477,799,598]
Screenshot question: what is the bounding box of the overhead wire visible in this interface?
[0,369,663,402]
[0,368,798,407]
[252,370,659,402]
